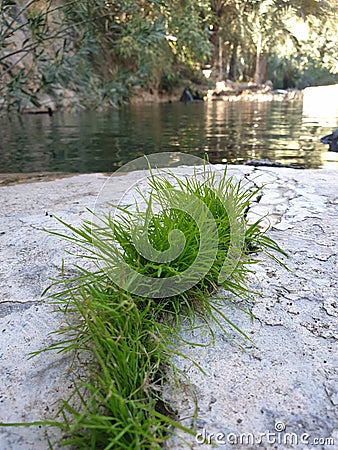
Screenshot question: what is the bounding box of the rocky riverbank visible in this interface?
[0,166,337,449]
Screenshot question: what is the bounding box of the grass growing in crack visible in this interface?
[7,166,287,449]
[46,283,181,449]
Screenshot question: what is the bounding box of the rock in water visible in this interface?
[320,128,338,152]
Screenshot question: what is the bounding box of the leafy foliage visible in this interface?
[0,0,337,110]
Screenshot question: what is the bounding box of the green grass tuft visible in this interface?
[2,164,287,449]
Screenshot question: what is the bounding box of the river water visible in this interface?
[1,99,338,173]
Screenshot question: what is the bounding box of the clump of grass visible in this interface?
[2,165,287,448]
[45,281,179,449]
[88,166,285,319]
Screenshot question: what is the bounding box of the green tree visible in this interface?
[1,0,338,111]
[247,0,336,84]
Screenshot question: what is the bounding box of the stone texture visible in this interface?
[164,168,338,450]
[0,167,337,449]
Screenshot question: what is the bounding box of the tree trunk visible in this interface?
[218,29,223,80]
[254,52,268,85]
[228,42,238,80]
[254,32,262,84]
[254,33,268,85]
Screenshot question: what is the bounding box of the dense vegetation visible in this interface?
[0,0,337,110]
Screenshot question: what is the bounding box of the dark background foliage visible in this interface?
[0,0,337,110]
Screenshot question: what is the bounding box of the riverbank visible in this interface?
[0,166,337,449]
[129,83,302,105]
[18,83,303,113]
[0,172,74,186]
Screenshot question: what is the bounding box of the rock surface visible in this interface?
[0,166,337,449]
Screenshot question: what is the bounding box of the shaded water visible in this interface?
[1,99,338,173]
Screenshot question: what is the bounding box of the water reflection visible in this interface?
[0,99,337,173]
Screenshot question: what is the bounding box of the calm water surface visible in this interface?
[1,100,338,173]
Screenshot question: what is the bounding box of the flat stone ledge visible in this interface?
[0,166,337,449]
